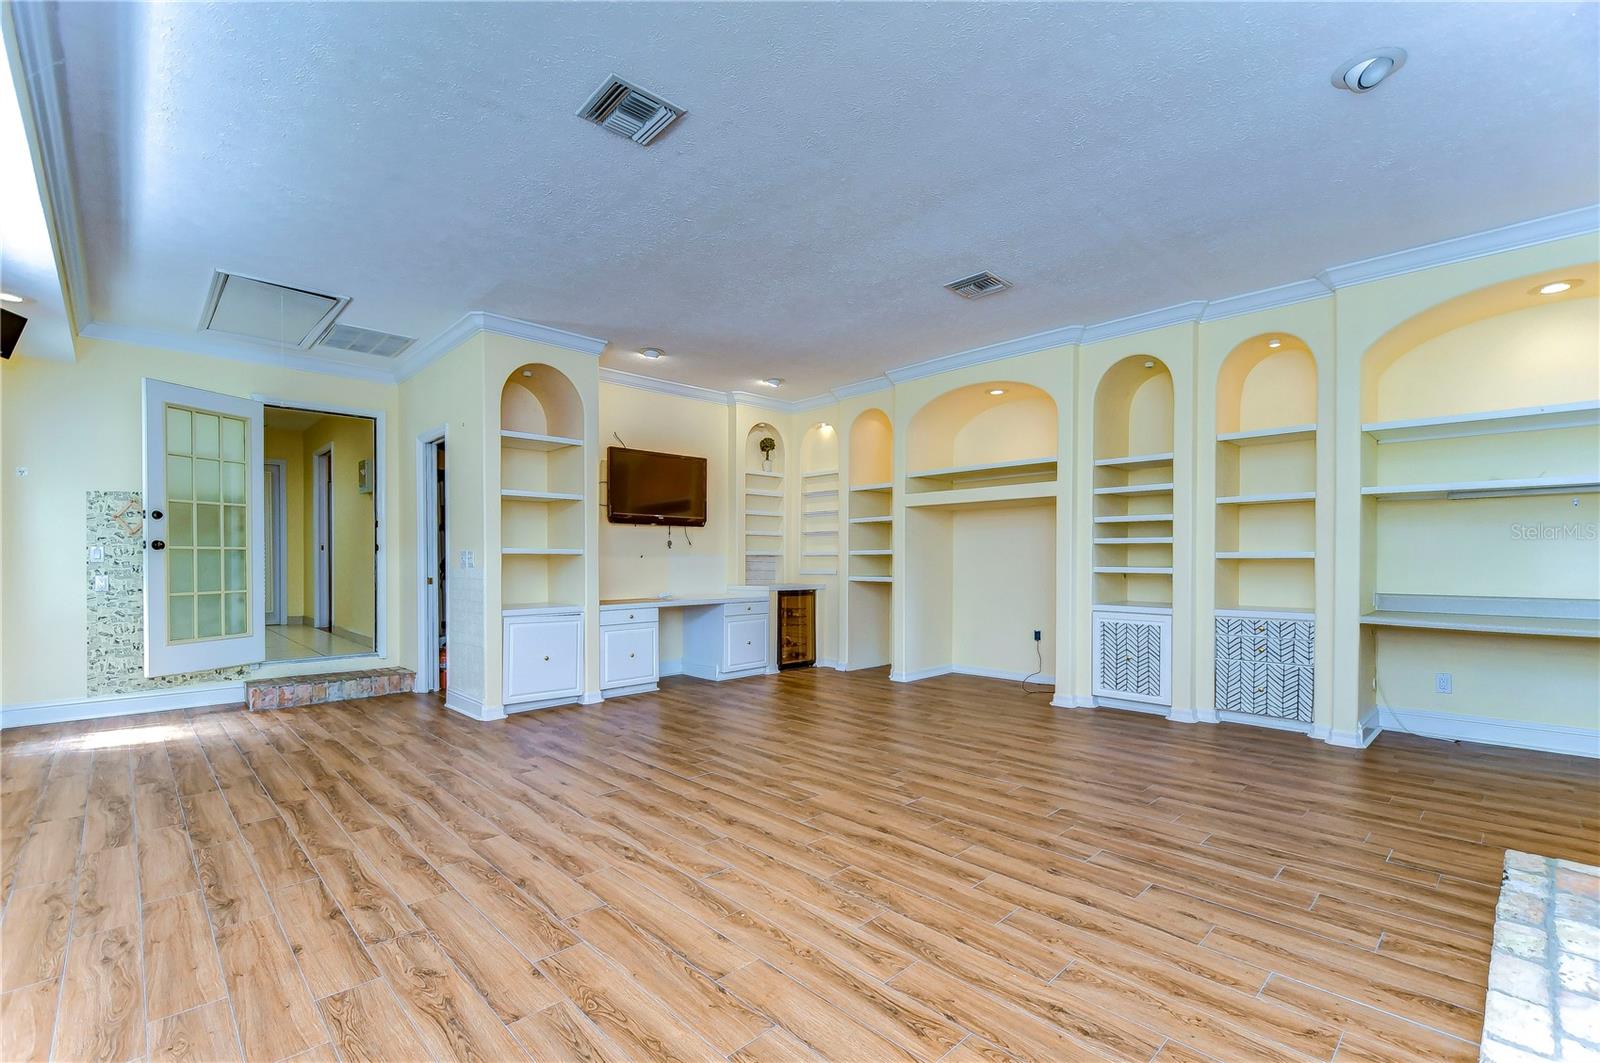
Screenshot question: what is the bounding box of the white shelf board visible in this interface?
[745,550,782,557]
[745,531,783,539]
[1093,600,1172,614]
[1216,551,1315,560]
[1362,401,1600,444]
[908,457,1057,483]
[1093,513,1174,524]
[801,529,839,536]
[849,549,892,556]
[500,430,583,451]
[802,469,839,478]
[500,489,583,502]
[1217,424,1316,446]
[849,576,893,584]
[1093,566,1174,575]
[1093,482,1174,497]
[1362,476,1600,501]
[1094,536,1174,545]
[1094,452,1174,469]
[904,481,1057,510]
[1362,611,1598,639]
[801,551,838,558]
[803,489,836,498]
[745,469,783,479]
[502,547,583,556]
[849,515,892,524]
[746,488,784,498]
[503,601,583,616]
[798,569,836,576]
[1216,491,1315,506]
[745,513,781,521]
[851,482,892,493]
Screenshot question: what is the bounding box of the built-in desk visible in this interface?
[598,586,822,696]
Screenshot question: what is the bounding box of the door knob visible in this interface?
[150,540,166,550]
[150,510,164,520]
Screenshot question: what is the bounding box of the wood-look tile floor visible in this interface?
[3,669,1596,1062]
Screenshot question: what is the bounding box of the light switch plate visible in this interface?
[88,546,105,562]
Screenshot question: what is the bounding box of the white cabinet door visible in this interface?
[503,615,582,704]
[1092,612,1171,706]
[724,615,768,672]
[600,624,658,689]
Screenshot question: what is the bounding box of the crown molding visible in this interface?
[394,311,608,381]
[1316,204,1600,290]
[1080,300,1206,345]
[1200,277,1332,321]
[77,322,398,383]
[830,376,892,401]
[883,324,1084,385]
[602,367,734,405]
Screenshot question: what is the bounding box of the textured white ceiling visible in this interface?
[37,1,1600,393]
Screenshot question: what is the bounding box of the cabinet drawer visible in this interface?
[722,599,769,618]
[724,614,769,671]
[600,624,658,689]
[503,615,582,704]
[600,606,658,627]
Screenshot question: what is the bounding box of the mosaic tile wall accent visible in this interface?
[448,565,485,701]
[1481,850,1600,1062]
[87,491,253,695]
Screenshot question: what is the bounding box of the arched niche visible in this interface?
[907,382,1056,473]
[1217,334,1316,434]
[745,422,785,474]
[1362,264,1599,423]
[801,422,839,474]
[1095,357,1173,459]
[501,364,584,439]
[848,409,893,486]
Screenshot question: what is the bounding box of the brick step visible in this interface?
[246,667,415,711]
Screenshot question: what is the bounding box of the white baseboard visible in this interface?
[660,658,684,678]
[950,665,1056,684]
[443,689,505,722]
[581,690,604,705]
[599,682,658,699]
[1,682,246,730]
[1214,710,1311,734]
[889,666,951,683]
[1379,707,1598,758]
[1050,693,1093,709]
[1325,710,1383,749]
[1166,705,1201,724]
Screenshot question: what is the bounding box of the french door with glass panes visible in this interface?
[142,380,266,675]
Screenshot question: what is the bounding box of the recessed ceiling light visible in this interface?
[1143,361,1155,369]
[1536,280,1579,296]
[818,422,832,431]
[0,292,22,303]
[1267,338,1282,349]
[639,347,665,359]
[1332,48,1406,93]
[760,377,784,388]
[988,388,1006,396]
[521,369,533,377]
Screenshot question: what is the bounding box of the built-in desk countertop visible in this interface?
[599,584,825,612]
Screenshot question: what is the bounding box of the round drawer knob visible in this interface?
[746,641,752,645]
[629,652,635,658]
[543,655,550,662]
[628,613,634,619]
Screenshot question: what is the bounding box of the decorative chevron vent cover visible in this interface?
[1215,615,1314,722]
[1098,620,1162,698]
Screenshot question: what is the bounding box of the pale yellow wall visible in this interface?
[263,426,306,619]
[0,337,402,707]
[298,414,377,640]
[951,504,1056,677]
[1374,629,1599,728]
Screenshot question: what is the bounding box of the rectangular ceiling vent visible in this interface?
[199,271,348,349]
[318,323,414,358]
[944,271,1013,300]
[578,75,684,145]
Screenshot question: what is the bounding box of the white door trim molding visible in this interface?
[414,425,447,694]
[263,459,287,626]
[311,444,334,629]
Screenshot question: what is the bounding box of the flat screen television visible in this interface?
[607,446,707,526]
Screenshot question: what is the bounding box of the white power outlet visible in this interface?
[1434,672,1453,694]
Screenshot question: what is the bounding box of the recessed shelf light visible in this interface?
[1143,361,1155,369]
[1536,280,1580,296]
[639,347,665,359]
[1267,338,1283,349]
[0,292,22,303]
[988,388,1006,396]
[760,377,784,388]
[1332,48,1406,93]
[521,369,533,377]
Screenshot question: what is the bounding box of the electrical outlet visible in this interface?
[92,573,109,594]
[88,545,105,563]
[1033,630,1042,642]
[1434,672,1453,694]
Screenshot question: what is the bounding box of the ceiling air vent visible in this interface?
[944,271,1012,300]
[578,75,684,145]
[199,271,348,348]
[319,323,414,358]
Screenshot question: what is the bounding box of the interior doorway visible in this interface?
[312,445,333,630]
[264,460,287,626]
[418,431,448,694]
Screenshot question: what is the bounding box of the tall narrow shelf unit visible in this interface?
[1092,358,1174,709]
[743,423,785,585]
[800,424,841,577]
[499,365,586,709]
[846,409,894,668]
[1213,338,1318,728]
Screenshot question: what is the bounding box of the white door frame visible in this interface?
[250,395,386,660]
[415,425,447,693]
[312,444,334,630]
[263,459,287,626]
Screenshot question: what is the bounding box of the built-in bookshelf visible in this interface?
[846,409,894,667]
[499,366,586,611]
[800,423,841,576]
[1093,359,1175,610]
[1215,338,1318,612]
[743,423,785,585]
